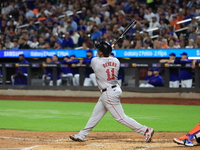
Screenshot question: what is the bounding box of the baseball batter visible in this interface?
[69,41,154,142]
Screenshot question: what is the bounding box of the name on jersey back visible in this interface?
[102,62,117,68]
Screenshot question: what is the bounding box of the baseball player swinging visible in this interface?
[69,41,154,142]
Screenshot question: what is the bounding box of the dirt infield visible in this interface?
[0,130,200,150]
[0,95,200,149]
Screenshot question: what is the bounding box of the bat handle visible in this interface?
[112,37,123,48]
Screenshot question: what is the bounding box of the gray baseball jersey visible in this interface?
[91,56,119,89]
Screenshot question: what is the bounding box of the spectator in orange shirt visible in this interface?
[33,7,39,15]
[177,9,185,22]
[37,13,47,21]
[170,16,180,30]
[161,39,169,49]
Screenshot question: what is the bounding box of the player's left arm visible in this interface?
[91,58,95,70]
[192,60,197,69]
[159,59,170,63]
[148,77,163,86]
[171,59,180,64]
[154,77,164,86]
[115,58,120,71]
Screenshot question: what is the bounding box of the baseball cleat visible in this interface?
[173,138,194,146]
[144,128,154,142]
[173,138,184,145]
[69,134,84,142]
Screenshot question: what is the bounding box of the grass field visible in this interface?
[0,100,199,132]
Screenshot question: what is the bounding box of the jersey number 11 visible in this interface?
[106,68,115,81]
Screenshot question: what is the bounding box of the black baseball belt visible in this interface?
[101,85,117,93]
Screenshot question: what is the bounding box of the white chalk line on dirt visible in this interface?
[21,145,41,150]
[0,136,70,142]
[0,148,24,150]
[54,138,71,141]
[0,145,42,150]
[85,144,108,146]
[138,146,155,150]
[0,136,53,141]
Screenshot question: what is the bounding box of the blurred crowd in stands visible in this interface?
[0,0,200,50]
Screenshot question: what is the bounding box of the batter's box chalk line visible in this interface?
[0,136,50,141]
[138,146,155,150]
[85,144,108,147]
[0,148,25,150]
[0,136,68,142]
[0,145,43,150]
[21,145,41,150]
[54,138,69,141]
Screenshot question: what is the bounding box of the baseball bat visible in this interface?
[111,20,137,47]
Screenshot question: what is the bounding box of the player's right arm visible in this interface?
[44,71,49,78]
[192,60,197,69]
[67,59,79,64]
[173,59,192,64]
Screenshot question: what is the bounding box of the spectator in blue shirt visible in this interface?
[69,15,78,31]
[67,55,80,86]
[11,54,28,85]
[12,41,20,50]
[168,52,193,88]
[91,25,102,40]
[15,54,28,75]
[160,53,180,88]
[184,8,195,26]
[14,70,27,85]
[61,56,73,86]
[124,1,132,13]
[61,32,74,48]
[27,20,37,32]
[80,50,97,86]
[140,68,164,87]
[25,7,34,19]
[53,33,63,45]
[144,68,154,80]
[77,19,86,31]
[66,21,75,32]
[49,54,62,86]
[42,55,62,86]
[42,56,52,86]
[54,42,62,49]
